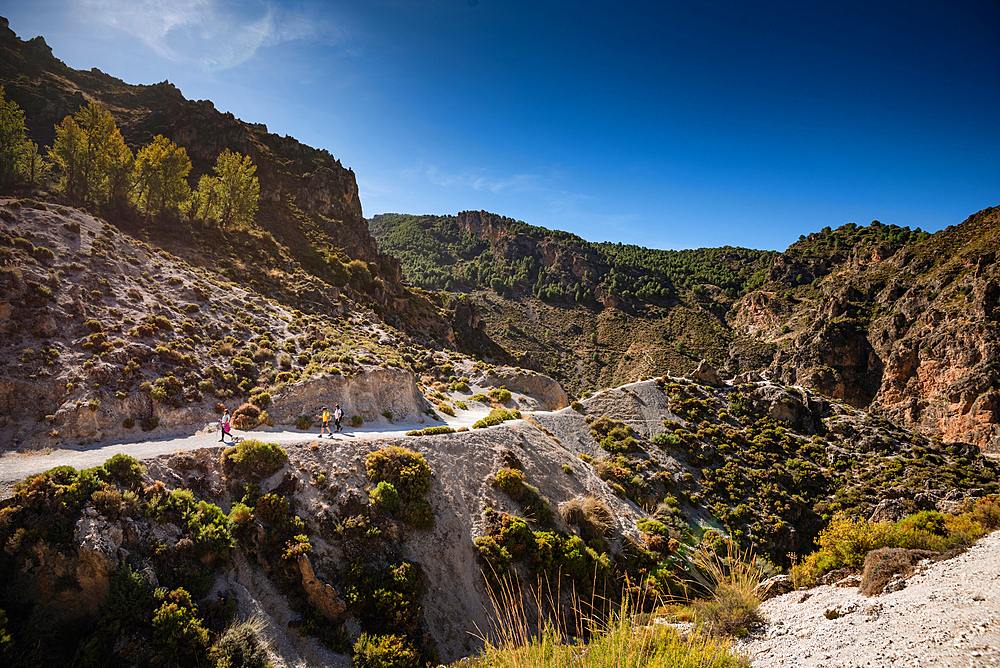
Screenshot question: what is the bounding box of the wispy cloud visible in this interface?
[409,164,541,194]
[76,0,338,71]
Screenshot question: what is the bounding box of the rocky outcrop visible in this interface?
[74,509,123,614]
[267,367,430,425]
[475,366,569,411]
[297,554,347,620]
[685,360,722,386]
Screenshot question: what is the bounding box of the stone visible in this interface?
[755,574,795,601]
[882,574,907,594]
[686,360,722,386]
[869,498,908,523]
[834,574,863,588]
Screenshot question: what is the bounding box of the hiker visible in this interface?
[317,406,332,438]
[219,409,232,443]
[333,404,343,433]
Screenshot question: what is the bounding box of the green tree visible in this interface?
[0,87,27,190]
[133,134,191,218]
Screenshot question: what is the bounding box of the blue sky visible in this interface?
[4,0,998,251]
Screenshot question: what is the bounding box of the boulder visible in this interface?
[754,574,794,601]
[686,360,722,386]
[869,499,907,523]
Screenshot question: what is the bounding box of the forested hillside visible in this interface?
[371,212,775,302]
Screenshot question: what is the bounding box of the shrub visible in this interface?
[228,502,255,531]
[232,403,262,430]
[295,415,313,430]
[637,518,670,536]
[571,400,584,411]
[254,493,289,525]
[282,534,312,560]
[489,387,512,403]
[250,391,271,408]
[472,408,522,429]
[103,453,143,484]
[208,616,271,668]
[141,416,159,431]
[491,468,553,526]
[652,431,682,447]
[366,446,432,502]
[151,588,209,659]
[148,488,197,523]
[102,565,153,633]
[224,440,288,477]
[122,417,135,429]
[437,403,455,417]
[351,415,364,427]
[560,496,613,541]
[405,425,455,436]
[185,500,235,558]
[690,540,763,636]
[370,481,400,513]
[352,633,420,668]
[396,499,434,530]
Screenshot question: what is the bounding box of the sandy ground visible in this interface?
[741,530,1000,668]
[0,406,492,497]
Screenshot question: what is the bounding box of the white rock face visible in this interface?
[74,510,123,575]
[268,367,430,425]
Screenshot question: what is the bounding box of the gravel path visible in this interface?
[0,407,492,497]
[742,530,1000,668]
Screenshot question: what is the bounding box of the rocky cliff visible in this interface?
[733,207,1000,452]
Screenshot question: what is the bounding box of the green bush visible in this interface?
[228,502,255,532]
[148,488,197,523]
[405,425,455,436]
[185,501,234,558]
[102,565,153,633]
[151,588,209,659]
[488,387,512,403]
[494,469,554,526]
[370,481,401,513]
[295,414,313,430]
[141,416,159,431]
[351,415,364,427]
[652,431,682,447]
[282,534,312,560]
[352,633,420,668]
[254,493,289,525]
[103,453,143,484]
[224,440,288,477]
[366,447,432,502]
[122,417,135,429]
[472,408,521,429]
[250,391,271,408]
[395,499,434,530]
[637,518,670,536]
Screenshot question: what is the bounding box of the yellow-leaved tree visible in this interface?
[50,102,132,206]
[189,149,259,230]
[133,135,191,219]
